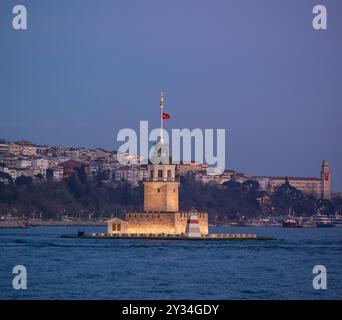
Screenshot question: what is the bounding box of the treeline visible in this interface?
[180,178,261,220]
[0,172,143,219]
[0,170,341,220]
[181,178,341,219]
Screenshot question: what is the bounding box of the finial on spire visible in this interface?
[160,91,164,108]
[159,91,170,143]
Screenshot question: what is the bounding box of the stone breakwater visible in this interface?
[62,233,275,241]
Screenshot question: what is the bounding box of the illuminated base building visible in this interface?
[108,163,208,235]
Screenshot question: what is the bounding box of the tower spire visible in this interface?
[160,91,164,143]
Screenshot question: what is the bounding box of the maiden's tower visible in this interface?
[107,93,208,235]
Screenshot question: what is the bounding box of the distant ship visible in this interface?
[330,214,342,227]
[282,218,302,228]
[282,207,302,228]
[312,214,334,228]
[302,219,316,228]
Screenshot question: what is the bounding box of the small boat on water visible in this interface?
[282,207,302,228]
[282,218,302,228]
[77,230,85,236]
[302,219,316,228]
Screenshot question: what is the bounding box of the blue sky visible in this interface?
[0,0,341,191]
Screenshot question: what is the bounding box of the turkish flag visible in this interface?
[162,112,170,120]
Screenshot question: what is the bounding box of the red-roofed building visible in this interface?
[59,160,83,179]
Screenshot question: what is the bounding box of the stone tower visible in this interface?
[321,160,331,200]
[144,91,179,212]
[144,163,179,212]
[107,92,208,235]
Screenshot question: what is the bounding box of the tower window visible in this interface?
[157,188,160,193]
[158,170,163,177]
[167,170,171,177]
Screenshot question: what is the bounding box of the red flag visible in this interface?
[162,112,170,120]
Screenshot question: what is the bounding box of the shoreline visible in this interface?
[0,219,107,229]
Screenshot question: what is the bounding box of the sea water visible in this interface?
[0,226,341,299]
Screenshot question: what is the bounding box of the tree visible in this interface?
[242,180,259,193]
[180,177,261,219]
[271,182,314,216]
[35,173,44,184]
[77,165,87,184]
[66,174,82,199]
[331,196,342,214]
[222,180,242,190]
[46,169,53,181]
[95,171,105,188]
[15,176,32,186]
[0,171,13,184]
[316,199,335,216]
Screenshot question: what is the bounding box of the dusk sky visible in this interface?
[0,0,341,191]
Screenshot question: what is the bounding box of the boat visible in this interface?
[312,214,334,228]
[316,221,334,228]
[330,214,342,227]
[282,207,302,228]
[77,229,85,236]
[302,219,316,228]
[282,218,302,228]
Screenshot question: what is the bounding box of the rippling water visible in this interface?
[0,226,341,299]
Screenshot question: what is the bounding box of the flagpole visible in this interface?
[160,91,164,144]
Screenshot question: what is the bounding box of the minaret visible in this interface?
[321,160,331,200]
